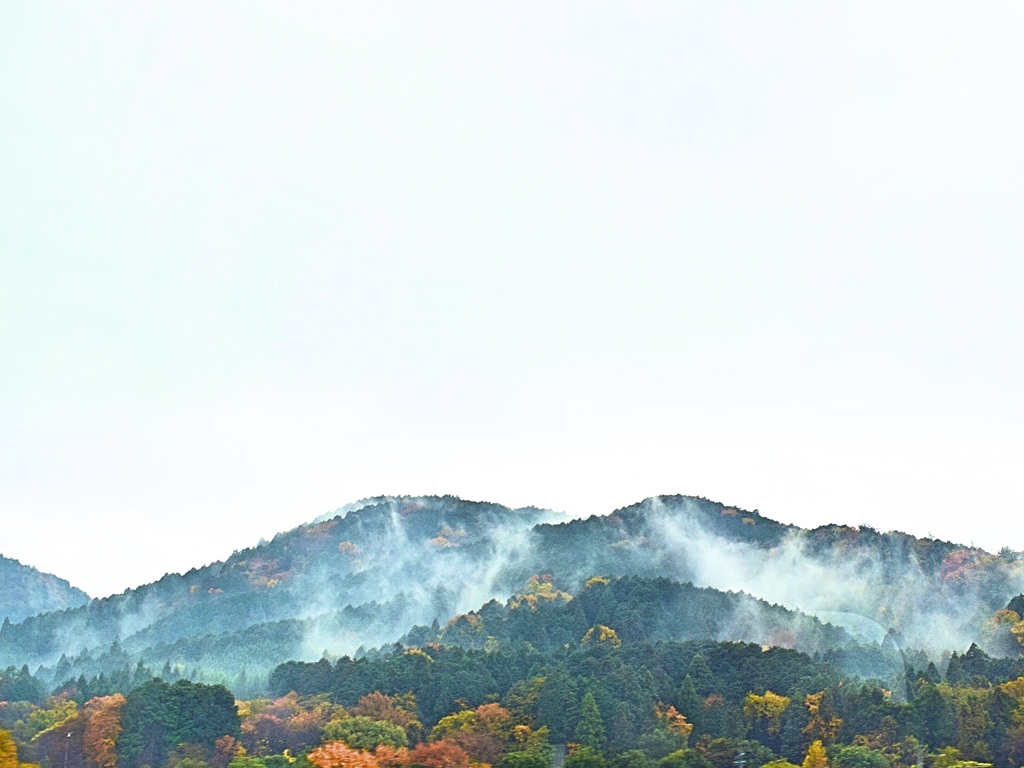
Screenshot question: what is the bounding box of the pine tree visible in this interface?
[576,691,606,751]
[686,654,714,697]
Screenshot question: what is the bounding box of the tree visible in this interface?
[802,740,828,768]
[308,742,378,768]
[323,718,407,751]
[82,694,125,768]
[428,703,514,763]
[829,746,888,768]
[119,679,239,768]
[577,692,607,752]
[802,694,841,746]
[743,692,790,737]
[659,751,714,768]
[0,729,18,768]
[686,657,713,698]
[608,750,651,768]
[497,753,552,768]
[537,671,578,743]
[566,746,608,768]
[582,626,622,649]
[351,693,421,743]
[377,740,473,768]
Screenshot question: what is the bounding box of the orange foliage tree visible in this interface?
[82,694,126,768]
[428,703,513,763]
[351,693,421,742]
[240,693,341,756]
[308,742,378,768]
[375,741,472,768]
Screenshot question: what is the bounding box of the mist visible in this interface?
[2,494,1021,694]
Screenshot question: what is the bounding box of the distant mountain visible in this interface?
[508,495,1024,653]
[0,554,89,623]
[3,494,1022,693]
[0,496,561,677]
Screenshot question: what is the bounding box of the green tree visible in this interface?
[829,746,888,768]
[577,692,607,751]
[323,716,407,750]
[609,750,651,768]
[567,746,608,768]
[658,750,714,768]
[497,753,552,768]
[686,657,713,698]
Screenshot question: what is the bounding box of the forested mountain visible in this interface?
[511,496,1024,653]
[0,497,560,676]
[2,495,1022,693]
[2,497,1024,768]
[0,554,89,623]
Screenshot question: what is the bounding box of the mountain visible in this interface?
[509,495,1024,653]
[0,554,89,624]
[3,494,1022,693]
[0,496,561,676]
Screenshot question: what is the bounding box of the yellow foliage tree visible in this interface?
[581,625,622,648]
[0,730,18,768]
[804,693,842,745]
[655,705,694,743]
[1012,620,1024,651]
[803,740,829,768]
[744,691,791,735]
[1000,678,1024,701]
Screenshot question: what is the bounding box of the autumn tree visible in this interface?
[82,694,125,768]
[582,626,622,649]
[428,703,513,763]
[0,730,17,768]
[376,740,472,768]
[308,741,378,768]
[803,740,828,768]
[351,693,421,743]
[240,693,339,756]
[803,694,841,746]
[659,705,694,741]
[744,692,790,735]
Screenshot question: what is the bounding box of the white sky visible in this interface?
[2,3,1023,599]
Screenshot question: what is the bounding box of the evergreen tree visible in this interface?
[577,691,607,751]
[686,655,714,697]
[676,676,703,733]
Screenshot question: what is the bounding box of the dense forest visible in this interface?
[3,496,1024,768]
[1,576,1024,768]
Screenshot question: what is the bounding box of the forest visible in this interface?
[2,576,1024,768]
[3,497,1024,768]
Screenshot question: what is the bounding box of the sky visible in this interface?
[2,3,1023,599]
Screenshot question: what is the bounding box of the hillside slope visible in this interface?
[0,496,560,671]
[0,554,89,624]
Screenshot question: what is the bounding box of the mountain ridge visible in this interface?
[0,553,90,624]
[2,493,1021,693]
